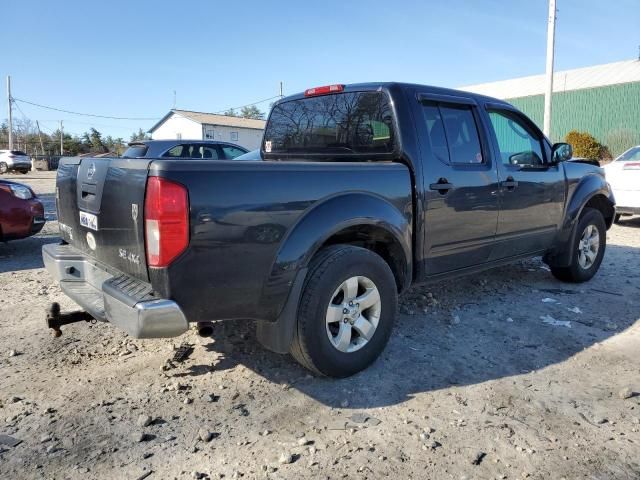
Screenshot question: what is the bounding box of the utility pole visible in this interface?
[60,120,64,156]
[543,0,557,138]
[36,121,45,155]
[7,76,13,150]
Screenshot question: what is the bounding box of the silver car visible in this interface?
[0,150,32,174]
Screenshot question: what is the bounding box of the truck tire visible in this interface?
[290,245,397,377]
[550,208,606,283]
[0,162,7,174]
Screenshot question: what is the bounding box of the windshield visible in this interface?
[263,91,395,156]
[616,146,640,162]
[234,149,261,161]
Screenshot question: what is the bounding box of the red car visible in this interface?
[0,179,45,240]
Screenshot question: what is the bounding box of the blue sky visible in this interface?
[3,0,639,138]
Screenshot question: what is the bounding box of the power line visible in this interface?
[11,92,280,126]
[211,95,281,114]
[12,100,30,121]
[39,118,141,131]
[13,97,160,120]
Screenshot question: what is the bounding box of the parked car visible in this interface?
[122,140,248,160]
[603,145,640,222]
[0,150,32,174]
[44,82,615,377]
[0,179,45,240]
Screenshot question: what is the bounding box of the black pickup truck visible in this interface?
[44,83,615,377]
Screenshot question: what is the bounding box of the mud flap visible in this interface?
[256,268,307,354]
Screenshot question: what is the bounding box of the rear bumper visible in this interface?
[42,243,188,338]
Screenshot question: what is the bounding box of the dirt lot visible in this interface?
[1,171,639,480]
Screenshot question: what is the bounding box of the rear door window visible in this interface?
[421,103,484,165]
[264,91,396,156]
[439,106,484,164]
[202,146,221,159]
[163,144,197,158]
[190,146,203,159]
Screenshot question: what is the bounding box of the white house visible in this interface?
[149,109,266,150]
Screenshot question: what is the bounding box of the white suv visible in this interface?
[0,150,32,174]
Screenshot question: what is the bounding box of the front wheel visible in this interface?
[290,245,397,377]
[551,208,606,283]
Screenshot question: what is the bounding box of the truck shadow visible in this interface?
[193,243,640,409]
[616,216,640,228]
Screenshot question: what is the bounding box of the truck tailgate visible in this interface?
[56,156,151,281]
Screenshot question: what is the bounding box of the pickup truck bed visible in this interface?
[45,82,615,377]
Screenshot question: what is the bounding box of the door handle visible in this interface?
[429,179,453,194]
[501,176,518,191]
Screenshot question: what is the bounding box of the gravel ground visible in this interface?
[1,171,639,480]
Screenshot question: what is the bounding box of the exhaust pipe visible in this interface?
[196,322,214,338]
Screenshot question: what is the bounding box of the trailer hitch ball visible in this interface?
[46,302,95,337]
[47,303,63,337]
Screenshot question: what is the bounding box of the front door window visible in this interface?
[487,110,545,167]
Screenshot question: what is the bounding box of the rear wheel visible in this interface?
[0,162,7,174]
[551,208,606,283]
[290,245,397,377]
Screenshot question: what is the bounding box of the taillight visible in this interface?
[623,162,640,170]
[144,176,189,267]
[304,84,345,97]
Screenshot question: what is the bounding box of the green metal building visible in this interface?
[461,60,640,156]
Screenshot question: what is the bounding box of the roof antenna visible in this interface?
[173,90,177,109]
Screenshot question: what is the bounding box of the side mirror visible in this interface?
[552,143,572,163]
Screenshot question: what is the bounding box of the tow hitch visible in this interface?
[46,302,95,337]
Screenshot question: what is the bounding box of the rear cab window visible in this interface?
[263,90,396,158]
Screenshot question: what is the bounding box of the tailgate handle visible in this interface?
[81,183,97,199]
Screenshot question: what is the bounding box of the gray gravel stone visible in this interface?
[136,414,152,427]
[198,428,213,442]
[278,452,294,464]
[618,387,634,399]
[132,431,147,443]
